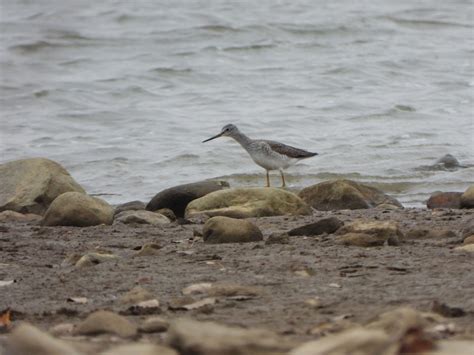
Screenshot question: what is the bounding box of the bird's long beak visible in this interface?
[202,131,224,143]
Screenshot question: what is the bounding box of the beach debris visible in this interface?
[0,280,15,287]
[66,297,88,304]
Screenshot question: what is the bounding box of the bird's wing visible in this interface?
[264,140,318,159]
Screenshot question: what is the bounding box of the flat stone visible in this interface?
[186,187,311,218]
[288,217,343,236]
[74,310,137,337]
[114,201,146,216]
[0,210,42,223]
[75,253,118,268]
[298,179,402,211]
[460,185,474,208]
[336,220,403,245]
[202,216,263,243]
[42,192,113,227]
[146,180,229,218]
[463,235,474,245]
[167,318,292,355]
[120,286,154,304]
[0,158,85,215]
[139,316,169,333]
[427,192,462,209]
[114,210,170,225]
[7,323,81,355]
[101,344,178,355]
[290,328,390,355]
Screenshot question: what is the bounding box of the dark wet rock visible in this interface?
[114,200,145,216]
[139,316,169,333]
[460,186,474,208]
[405,228,457,240]
[426,192,462,209]
[288,217,343,236]
[42,192,114,227]
[265,232,290,244]
[0,210,41,223]
[167,318,292,355]
[114,210,170,225]
[336,220,402,246]
[432,301,466,318]
[74,310,137,337]
[146,180,229,218]
[202,216,263,243]
[186,187,311,218]
[298,179,402,211]
[0,158,85,215]
[6,323,81,355]
[435,154,461,169]
[101,344,178,355]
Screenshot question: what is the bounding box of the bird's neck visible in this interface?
[231,131,252,147]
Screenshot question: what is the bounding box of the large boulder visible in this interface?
[298,179,402,211]
[427,192,462,209]
[185,188,311,218]
[0,158,85,215]
[146,180,229,218]
[461,186,474,208]
[42,192,114,227]
[202,216,263,243]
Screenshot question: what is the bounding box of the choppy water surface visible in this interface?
[1,0,473,206]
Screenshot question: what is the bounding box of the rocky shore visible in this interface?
[0,158,473,354]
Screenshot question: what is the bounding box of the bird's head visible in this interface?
[202,124,239,142]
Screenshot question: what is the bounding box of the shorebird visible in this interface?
[203,124,318,187]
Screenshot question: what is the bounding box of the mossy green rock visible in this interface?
[0,158,85,215]
[185,187,311,218]
[299,179,402,211]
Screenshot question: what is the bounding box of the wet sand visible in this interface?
[1,207,473,352]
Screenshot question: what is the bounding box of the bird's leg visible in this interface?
[280,170,286,188]
[266,170,270,187]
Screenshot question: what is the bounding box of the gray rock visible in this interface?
[167,318,293,355]
[288,217,343,236]
[202,216,263,243]
[114,210,170,225]
[186,187,311,218]
[427,192,462,209]
[0,158,85,215]
[74,310,137,337]
[146,180,229,218]
[460,185,474,208]
[6,323,81,355]
[299,179,402,211]
[114,200,145,216]
[435,154,461,169]
[42,192,114,227]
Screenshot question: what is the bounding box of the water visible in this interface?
[1,0,473,207]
